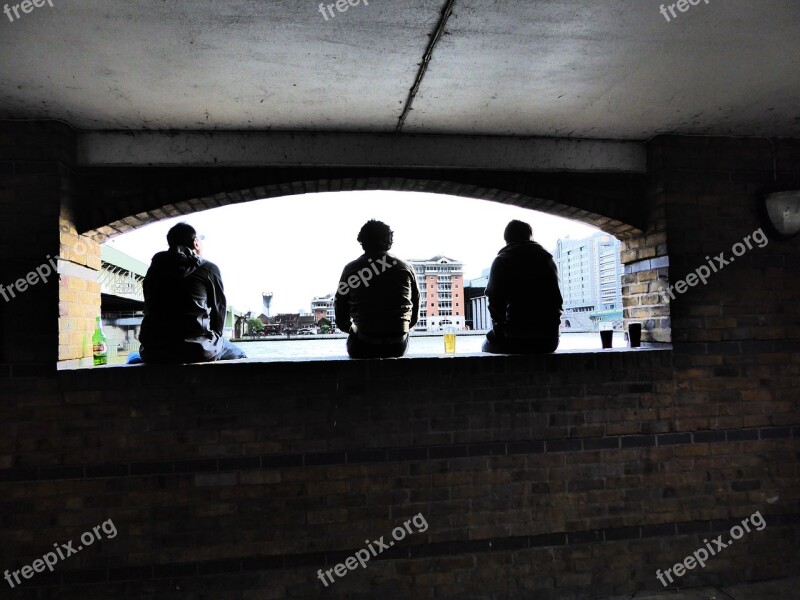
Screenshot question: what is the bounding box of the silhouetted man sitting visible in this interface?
[335,220,420,358]
[139,222,246,364]
[482,220,563,354]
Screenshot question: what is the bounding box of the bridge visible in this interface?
[96,246,146,360]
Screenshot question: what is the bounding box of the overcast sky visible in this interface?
[105,191,602,315]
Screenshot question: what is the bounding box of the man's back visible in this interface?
[139,246,225,362]
[486,240,563,338]
[335,252,419,335]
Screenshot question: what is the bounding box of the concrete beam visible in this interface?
[76,132,646,173]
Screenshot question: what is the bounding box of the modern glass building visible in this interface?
[555,232,623,313]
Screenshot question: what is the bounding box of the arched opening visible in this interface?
[59,180,668,364]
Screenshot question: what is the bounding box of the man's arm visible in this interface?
[547,255,564,316]
[208,265,227,336]
[485,256,507,325]
[408,268,420,329]
[334,267,352,333]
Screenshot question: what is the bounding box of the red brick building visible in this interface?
[410,256,465,331]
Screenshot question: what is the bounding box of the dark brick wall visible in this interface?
[0,351,798,599]
[652,136,800,434]
[0,124,798,599]
[77,167,646,242]
[0,122,74,364]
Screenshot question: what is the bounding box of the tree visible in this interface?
[247,317,265,335]
[317,317,332,334]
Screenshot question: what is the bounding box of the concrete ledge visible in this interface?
[56,343,672,371]
[76,131,647,173]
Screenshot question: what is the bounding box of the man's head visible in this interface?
[504,220,533,244]
[167,222,203,256]
[357,220,393,252]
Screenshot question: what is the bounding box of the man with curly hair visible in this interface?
[335,220,420,358]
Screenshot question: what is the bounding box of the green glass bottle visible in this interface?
[92,316,108,366]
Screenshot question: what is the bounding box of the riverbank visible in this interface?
[234,330,491,343]
[231,332,628,359]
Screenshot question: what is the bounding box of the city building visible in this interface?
[554,232,623,329]
[464,268,491,331]
[311,294,335,325]
[409,256,465,331]
[271,313,316,332]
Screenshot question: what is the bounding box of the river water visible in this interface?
[236,331,626,359]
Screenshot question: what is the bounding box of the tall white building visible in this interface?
[554,232,622,313]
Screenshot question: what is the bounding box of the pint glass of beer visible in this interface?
[443,326,457,354]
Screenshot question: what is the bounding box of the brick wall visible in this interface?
[0,122,74,364]
[77,167,646,242]
[1,349,798,599]
[652,136,800,436]
[0,125,798,599]
[57,227,101,362]
[620,164,671,343]
[0,122,102,364]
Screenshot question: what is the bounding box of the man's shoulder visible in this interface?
[342,256,367,273]
[530,241,553,258]
[198,259,223,278]
[502,241,553,260]
[342,253,409,270]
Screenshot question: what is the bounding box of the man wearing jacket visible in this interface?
[482,220,563,354]
[139,222,246,363]
[335,220,420,358]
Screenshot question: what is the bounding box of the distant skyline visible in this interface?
[105,191,605,315]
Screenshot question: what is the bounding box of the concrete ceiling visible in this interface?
[1,0,799,139]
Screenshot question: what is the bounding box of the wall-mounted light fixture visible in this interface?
[761,191,800,239]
